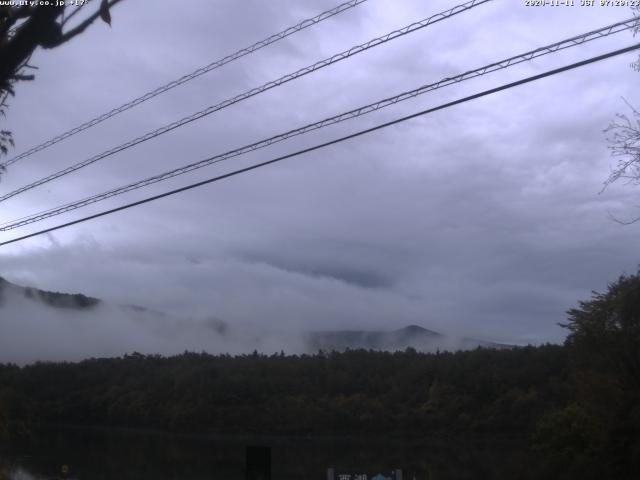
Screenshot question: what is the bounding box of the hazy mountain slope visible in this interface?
[306,325,512,352]
[0,276,236,363]
[0,276,100,310]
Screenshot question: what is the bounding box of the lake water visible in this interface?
[0,427,536,480]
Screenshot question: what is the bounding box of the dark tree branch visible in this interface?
[0,0,123,91]
[9,74,34,82]
[0,5,64,85]
[53,0,124,47]
[0,6,35,39]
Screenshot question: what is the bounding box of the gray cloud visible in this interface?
[238,253,396,289]
[1,0,639,362]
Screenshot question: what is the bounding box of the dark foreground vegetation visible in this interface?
[1,272,639,479]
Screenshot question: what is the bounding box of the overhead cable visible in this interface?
[1,17,637,230]
[0,0,370,168]
[1,42,639,247]
[0,0,493,202]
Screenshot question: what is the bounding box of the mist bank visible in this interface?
[0,276,511,364]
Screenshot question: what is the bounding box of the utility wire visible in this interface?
[0,0,493,203]
[0,0,370,169]
[1,43,638,248]
[1,17,637,231]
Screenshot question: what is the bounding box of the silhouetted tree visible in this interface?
[554,271,640,478]
[563,271,640,392]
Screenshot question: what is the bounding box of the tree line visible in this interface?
[1,272,639,479]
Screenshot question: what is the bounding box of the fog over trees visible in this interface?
[1,271,639,478]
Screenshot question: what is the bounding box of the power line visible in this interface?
[0,0,493,203]
[0,0,370,169]
[2,17,637,231]
[2,43,638,248]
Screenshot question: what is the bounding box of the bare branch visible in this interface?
[607,208,640,225]
[602,98,640,191]
[9,73,34,82]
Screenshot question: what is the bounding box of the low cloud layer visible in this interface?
[0,277,508,365]
[0,279,315,364]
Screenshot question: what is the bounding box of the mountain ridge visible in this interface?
[0,276,100,310]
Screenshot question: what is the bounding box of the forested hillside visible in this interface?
[0,346,568,436]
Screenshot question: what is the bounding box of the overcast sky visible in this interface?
[1,0,639,348]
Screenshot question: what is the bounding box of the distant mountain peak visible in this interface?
[397,324,440,336]
[306,324,510,353]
